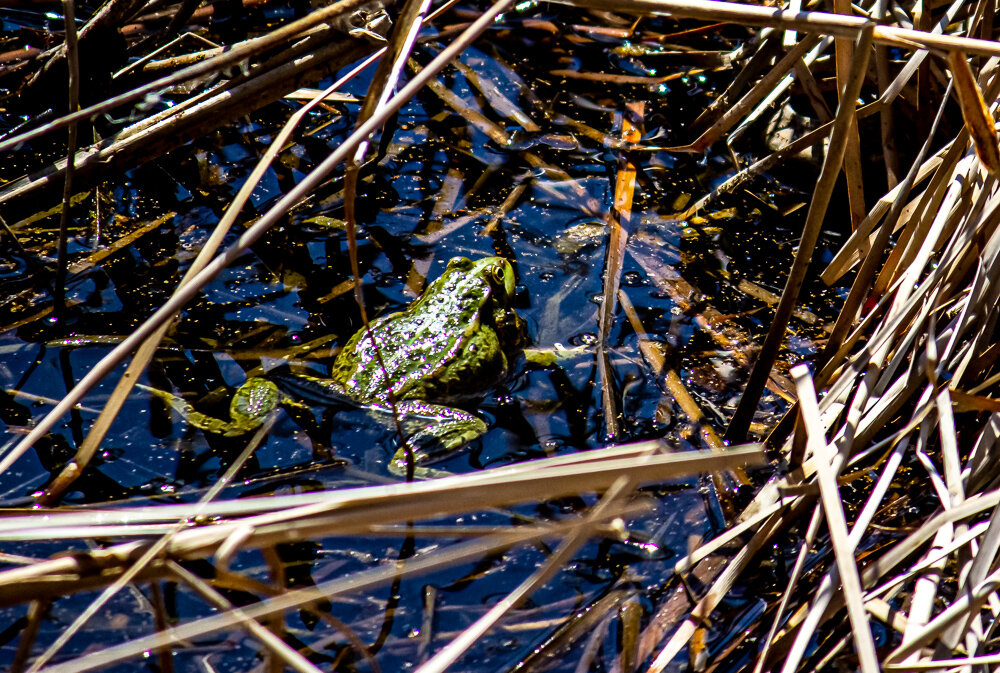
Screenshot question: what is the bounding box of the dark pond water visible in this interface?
[0,2,844,670]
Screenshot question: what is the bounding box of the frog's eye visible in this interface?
[491,265,506,285]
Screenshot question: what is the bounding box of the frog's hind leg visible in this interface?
[387,401,487,477]
[269,373,355,408]
[137,384,244,437]
[137,380,276,438]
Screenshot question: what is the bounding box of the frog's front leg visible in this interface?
[384,401,487,477]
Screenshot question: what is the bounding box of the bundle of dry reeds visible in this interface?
[601,1,1000,671]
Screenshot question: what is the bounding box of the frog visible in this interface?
[144,256,528,477]
[294,255,527,475]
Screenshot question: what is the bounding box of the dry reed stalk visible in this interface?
[623,5,1000,665]
[0,446,764,612]
[950,51,1000,176]
[794,365,879,673]
[832,0,866,231]
[6,443,668,537]
[10,599,49,673]
[750,506,823,673]
[645,504,800,673]
[874,1,899,189]
[551,0,1000,57]
[167,561,328,673]
[37,523,599,673]
[598,102,644,439]
[52,0,80,313]
[771,77,1000,673]
[114,31,222,77]
[816,83,951,375]
[342,0,437,478]
[0,0,384,154]
[819,144,948,284]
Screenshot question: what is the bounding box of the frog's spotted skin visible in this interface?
[141,257,526,477]
[329,256,524,405]
[140,378,280,438]
[315,255,526,475]
[388,400,487,477]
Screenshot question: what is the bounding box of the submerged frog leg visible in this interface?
[137,378,279,438]
[269,373,355,407]
[384,401,487,477]
[227,378,280,434]
[139,384,239,436]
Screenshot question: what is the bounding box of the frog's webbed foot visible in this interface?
[386,401,487,478]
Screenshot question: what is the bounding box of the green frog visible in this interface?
[144,256,527,476]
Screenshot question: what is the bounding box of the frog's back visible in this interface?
[330,265,511,403]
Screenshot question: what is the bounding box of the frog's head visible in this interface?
[474,256,528,346]
[460,256,516,302]
[437,256,517,313]
[439,256,525,347]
